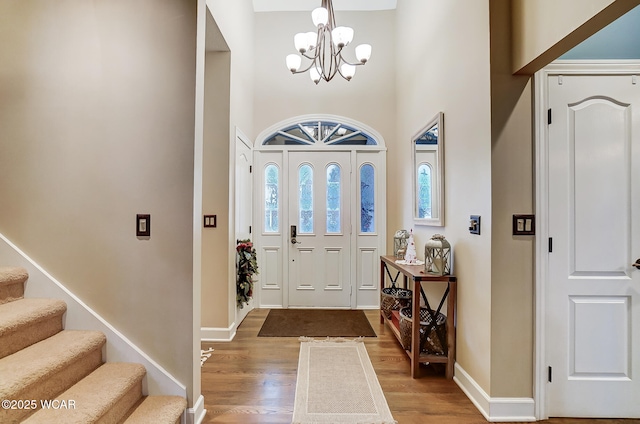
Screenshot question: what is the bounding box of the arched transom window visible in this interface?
[262,120,378,146]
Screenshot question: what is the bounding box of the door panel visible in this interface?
[288,151,351,308]
[547,73,640,417]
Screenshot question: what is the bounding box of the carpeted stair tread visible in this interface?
[0,298,66,333]
[0,330,106,399]
[0,266,28,304]
[122,395,187,424]
[0,266,28,286]
[23,362,147,424]
[0,298,66,358]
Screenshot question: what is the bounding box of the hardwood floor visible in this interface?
[201,309,640,424]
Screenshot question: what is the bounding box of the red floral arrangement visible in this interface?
[236,239,258,308]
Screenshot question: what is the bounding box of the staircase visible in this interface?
[0,266,186,424]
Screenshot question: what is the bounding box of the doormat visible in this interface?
[292,338,396,424]
[257,309,377,337]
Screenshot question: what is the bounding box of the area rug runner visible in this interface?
[292,338,396,424]
[257,309,377,337]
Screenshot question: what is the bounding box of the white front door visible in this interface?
[546,71,640,417]
[288,151,351,308]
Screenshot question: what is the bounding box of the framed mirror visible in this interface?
[412,112,444,226]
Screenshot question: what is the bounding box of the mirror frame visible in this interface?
[412,112,444,226]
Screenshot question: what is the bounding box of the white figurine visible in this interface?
[404,229,418,264]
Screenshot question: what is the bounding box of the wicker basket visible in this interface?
[380,286,412,319]
[398,307,447,354]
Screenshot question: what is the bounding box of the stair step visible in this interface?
[0,298,66,358]
[122,395,187,424]
[0,330,105,423]
[23,362,146,424]
[0,266,28,304]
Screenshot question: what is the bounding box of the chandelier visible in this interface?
[285,0,372,84]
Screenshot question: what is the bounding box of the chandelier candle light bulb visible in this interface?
[312,6,329,27]
[285,0,371,84]
[355,44,372,63]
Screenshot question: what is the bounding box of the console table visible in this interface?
[379,255,457,379]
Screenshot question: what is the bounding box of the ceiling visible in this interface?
[252,0,397,12]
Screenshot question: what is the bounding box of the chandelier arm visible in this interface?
[291,59,321,75]
[300,51,319,60]
[337,52,366,67]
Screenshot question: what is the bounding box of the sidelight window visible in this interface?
[326,164,341,233]
[299,164,314,233]
[360,164,375,233]
[264,164,279,232]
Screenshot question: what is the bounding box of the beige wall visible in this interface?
[0,0,197,402]
[201,50,231,329]
[512,0,640,74]
[489,0,535,397]
[396,0,494,392]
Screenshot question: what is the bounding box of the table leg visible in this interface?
[446,281,457,379]
[411,279,421,378]
[380,260,385,324]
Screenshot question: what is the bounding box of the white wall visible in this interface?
[0,0,197,403]
[204,0,255,331]
[252,10,396,143]
[396,0,493,392]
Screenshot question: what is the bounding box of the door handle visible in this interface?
[632,259,640,270]
[291,225,301,244]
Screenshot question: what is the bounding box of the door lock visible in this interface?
[632,259,640,270]
[291,225,301,244]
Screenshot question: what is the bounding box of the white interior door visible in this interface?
[236,135,252,241]
[546,72,640,417]
[288,151,351,308]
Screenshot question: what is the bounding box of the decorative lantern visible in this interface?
[393,230,409,259]
[424,234,451,276]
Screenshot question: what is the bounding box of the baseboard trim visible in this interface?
[0,233,187,398]
[183,394,206,424]
[454,363,536,422]
[201,324,237,341]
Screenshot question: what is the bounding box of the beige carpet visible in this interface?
[292,338,396,424]
[0,266,186,423]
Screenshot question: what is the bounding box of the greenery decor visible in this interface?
[236,239,258,308]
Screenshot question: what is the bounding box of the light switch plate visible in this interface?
[469,215,481,235]
[513,214,535,235]
[203,215,217,228]
[136,214,151,237]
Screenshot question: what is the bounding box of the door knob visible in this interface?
[632,259,640,270]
